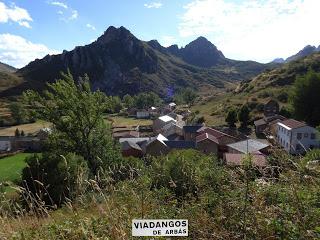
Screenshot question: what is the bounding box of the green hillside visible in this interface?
[237,52,320,94]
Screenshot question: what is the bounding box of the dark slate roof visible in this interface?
[164,140,196,149]
[119,137,152,144]
[264,114,286,122]
[113,131,140,138]
[121,141,143,151]
[254,118,266,126]
[183,125,203,133]
[0,136,39,141]
[166,133,183,141]
[227,139,270,154]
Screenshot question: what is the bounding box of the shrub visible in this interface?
[256,103,265,112]
[149,150,222,200]
[21,153,89,206]
[225,108,238,127]
[279,106,292,118]
[258,91,273,98]
[277,91,288,103]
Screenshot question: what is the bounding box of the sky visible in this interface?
[1,0,320,68]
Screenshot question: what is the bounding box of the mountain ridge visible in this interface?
[0,26,275,98]
[272,44,320,63]
[0,62,16,73]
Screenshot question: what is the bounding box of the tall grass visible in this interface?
[0,150,320,239]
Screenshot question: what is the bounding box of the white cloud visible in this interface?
[160,36,177,47]
[86,23,96,31]
[48,1,78,21]
[0,1,32,28]
[144,2,163,9]
[0,34,60,68]
[179,0,320,62]
[49,1,68,9]
[69,10,78,20]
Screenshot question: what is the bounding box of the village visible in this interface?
[113,98,320,169]
[0,98,319,171]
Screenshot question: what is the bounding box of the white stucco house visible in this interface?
[276,119,319,154]
[153,115,177,133]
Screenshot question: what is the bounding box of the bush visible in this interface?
[279,106,292,118]
[256,103,265,112]
[258,91,273,98]
[247,101,258,111]
[277,91,288,103]
[21,153,89,206]
[149,150,222,200]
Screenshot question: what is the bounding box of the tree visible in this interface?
[134,92,162,109]
[10,102,27,124]
[174,88,198,105]
[225,108,238,127]
[20,130,25,136]
[15,128,20,137]
[23,71,122,175]
[238,104,250,128]
[122,94,134,108]
[290,70,320,126]
[107,96,122,113]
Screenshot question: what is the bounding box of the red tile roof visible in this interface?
[224,153,267,167]
[280,119,306,129]
[197,127,236,139]
[196,133,219,144]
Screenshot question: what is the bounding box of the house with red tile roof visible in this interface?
[195,133,219,155]
[195,127,238,157]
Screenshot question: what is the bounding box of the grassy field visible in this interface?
[192,86,289,126]
[0,121,51,136]
[106,116,152,127]
[0,153,31,183]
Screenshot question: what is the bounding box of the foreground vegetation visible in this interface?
[1,149,320,239]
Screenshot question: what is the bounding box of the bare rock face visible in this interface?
[167,37,226,68]
[18,26,159,95]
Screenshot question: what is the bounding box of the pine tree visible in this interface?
[226,108,238,127]
[238,105,250,128]
[15,128,20,137]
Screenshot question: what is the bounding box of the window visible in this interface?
[304,133,308,138]
[311,133,316,139]
[296,144,301,150]
[297,133,302,139]
[286,142,288,148]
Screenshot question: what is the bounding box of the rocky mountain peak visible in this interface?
[181,36,225,67]
[96,26,135,44]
